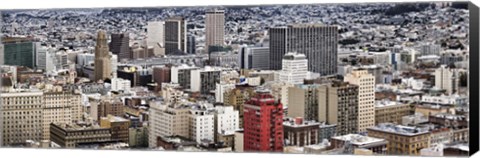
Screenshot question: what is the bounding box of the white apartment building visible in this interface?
[189,105,215,144]
[111,77,131,92]
[279,52,308,85]
[344,69,375,133]
[435,65,461,95]
[214,105,239,134]
[215,83,236,103]
[190,66,222,94]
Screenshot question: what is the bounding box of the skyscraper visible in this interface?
[110,33,130,60]
[164,17,187,55]
[318,81,359,135]
[243,91,283,152]
[278,52,308,85]
[147,21,165,56]
[2,37,36,69]
[269,24,338,76]
[287,84,321,121]
[344,69,375,133]
[187,35,196,54]
[94,30,112,81]
[205,9,225,52]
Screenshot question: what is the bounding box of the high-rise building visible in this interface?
[2,37,36,68]
[148,103,190,148]
[279,52,308,85]
[189,105,215,144]
[269,24,338,76]
[109,33,130,60]
[42,92,83,142]
[239,46,270,70]
[147,21,165,56]
[94,30,112,81]
[287,84,321,121]
[435,65,461,95]
[1,91,44,146]
[318,81,359,135]
[187,35,196,54]
[171,64,198,90]
[344,69,375,133]
[243,91,283,152]
[214,105,239,135]
[223,85,256,128]
[100,115,131,143]
[190,66,222,94]
[164,17,187,54]
[205,9,225,52]
[152,65,171,90]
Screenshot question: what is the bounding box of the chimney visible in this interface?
[295,117,303,125]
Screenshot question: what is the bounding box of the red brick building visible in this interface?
[243,91,283,152]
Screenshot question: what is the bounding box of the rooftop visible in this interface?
[332,134,386,146]
[368,123,430,136]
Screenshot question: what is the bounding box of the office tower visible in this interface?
[110,33,130,60]
[205,9,225,52]
[374,101,414,125]
[279,52,308,85]
[283,117,320,146]
[171,64,198,90]
[100,115,131,143]
[2,37,36,68]
[50,123,112,148]
[243,91,283,152]
[368,123,431,155]
[187,35,196,54]
[36,46,54,71]
[190,66,222,94]
[148,103,190,148]
[223,85,256,128]
[269,25,338,76]
[1,91,44,146]
[94,30,112,81]
[147,21,165,56]
[344,69,375,133]
[152,65,171,90]
[42,92,83,142]
[164,17,187,54]
[239,46,270,70]
[287,84,321,121]
[435,65,461,95]
[318,81,359,136]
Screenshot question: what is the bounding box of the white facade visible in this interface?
[246,76,261,86]
[171,64,197,84]
[190,108,215,144]
[421,94,467,105]
[147,21,165,56]
[214,106,239,134]
[215,83,235,103]
[344,70,375,133]
[162,84,184,106]
[190,66,222,93]
[111,54,118,78]
[435,65,460,95]
[111,77,131,92]
[279,52,308,85]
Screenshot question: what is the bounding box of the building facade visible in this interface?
[110,33,130,60]
[205,9,225,52]
[344,70,375,133]
[279,52,308,85]
[100,115,131,143]
[2,37,36,69]
[243,91,283,152]
[94,30,112,81]
[50,123,112,148]
[283,117,320,147]
[375,101,414,125]
[239,46,270,70]
[165,17,187,54]
[287,84,321,121]
[367,123,431,155]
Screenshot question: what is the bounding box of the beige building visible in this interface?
[148,103,190,148]
[94,30,112,81]
[100,115,131,143]
[374,100,414,125]
[234,130,244,152]
[205,9,225,51]
[1,91,44,146]
[223,85,255,128]
[97,98,124,121]
[287,84,321,121]
[42,92,83,142]
[50,123,112,148]
[318,81,359,135]
[367,123,431,155]
[344,69,375,133]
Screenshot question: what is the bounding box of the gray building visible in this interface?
[239,46,270,70]
[419,44,441,56]
[187,35,196,54]
[318,123,337,142]
[269,24,338,76]
[110,33,130,60]
[165,17,187,55]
